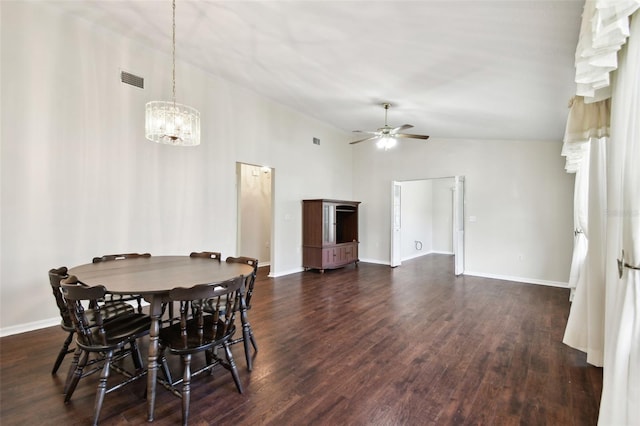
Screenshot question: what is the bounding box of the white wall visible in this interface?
[432,178,454,253]
[0,2,353,333]
[353,138,575,285]
[400,180,433,259]
[399,177,454,260]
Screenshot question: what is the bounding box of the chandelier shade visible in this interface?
[145,101,200,146]
[145,0,200,147]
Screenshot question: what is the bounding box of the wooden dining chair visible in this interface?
[61,275,151,426]
[224,256,259,371]
[189,251,222,261]
[191,254,259,371]
[48,267,76,375]
[48,267,134,377]
[92,253,151,313]
[157,276,244,425]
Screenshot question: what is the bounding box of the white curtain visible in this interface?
[599,11,640,425]
[563,1,640,424]
[576,0,640,102]
[563,135,607,367]
[561,98,610,366]
[561,96,610,306]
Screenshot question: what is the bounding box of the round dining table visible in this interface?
[68,255,253,422]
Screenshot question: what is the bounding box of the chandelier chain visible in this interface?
[172,0,176,106]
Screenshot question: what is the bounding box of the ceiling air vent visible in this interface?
[121,71,144,89]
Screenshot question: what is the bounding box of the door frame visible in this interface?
[236,162,275,271]
[389,176,465,274]
[390,181,402,267]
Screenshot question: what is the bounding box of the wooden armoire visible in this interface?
[302,199,360,272]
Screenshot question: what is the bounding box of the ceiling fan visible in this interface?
[350,103,430,149]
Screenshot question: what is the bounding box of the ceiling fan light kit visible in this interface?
[376,136,397,150]
[350,103,429,149]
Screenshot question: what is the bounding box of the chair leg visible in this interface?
[92,350,113,426]
[181,354,192,426]
[223,343,243,394]
[63,346,81,396]
[240,305,257,371]
[65,349,89,402]
[242,326,253,372]
[249,326,258,353]
[204,349,218,376]
[130,340,144,371]
[52,331,74,375]
[160,351,173,386]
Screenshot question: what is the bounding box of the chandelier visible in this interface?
[145,0,200,146]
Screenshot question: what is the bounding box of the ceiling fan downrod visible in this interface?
[382,103,391,126]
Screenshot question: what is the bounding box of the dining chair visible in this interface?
[92,253,151,313]
[224,256,259,371]
[48,267,135,376]
[157,276,244,425]
[190,254,259,370]
[189,251,222,261]
[61,275,151,426]
[48,267,77,375]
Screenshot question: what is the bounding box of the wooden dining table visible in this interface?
[68,255,253,422]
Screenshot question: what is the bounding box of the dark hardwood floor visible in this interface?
[0,255,602,425]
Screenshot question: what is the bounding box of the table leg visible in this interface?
[147,297,162,422]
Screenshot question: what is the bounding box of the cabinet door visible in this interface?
[322,203,336,245]
[322,247,335,267]
[343,244,354,262]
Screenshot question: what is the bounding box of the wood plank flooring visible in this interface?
[0,254,602,425]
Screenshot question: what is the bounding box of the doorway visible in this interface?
[236,162,274,267]
[390,176,465,275]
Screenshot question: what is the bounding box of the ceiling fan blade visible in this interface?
[390,124,413,134]
[395,133,430,140]
[352,130,379,135]
[349,136,379,145]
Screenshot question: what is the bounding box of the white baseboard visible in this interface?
[401,251,453,262]
[358,258,390,266]
[463,271,568,288]
[1,265,567,337]
[0,299,151,338]
[269,267,304,278]
[1,317,60,337]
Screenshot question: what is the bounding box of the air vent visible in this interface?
[313,137,320,145]
[121,71,144,89]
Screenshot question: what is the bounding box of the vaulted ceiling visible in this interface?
[48,0,583,142]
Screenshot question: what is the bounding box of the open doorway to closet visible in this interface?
[236,162,273,268]
[390,176,465,275]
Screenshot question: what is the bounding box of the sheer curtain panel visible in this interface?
[599,11,640,425]
[563,136,606,367]
[563,2,640,424]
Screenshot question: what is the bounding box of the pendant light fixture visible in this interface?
[145,0,200,146]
